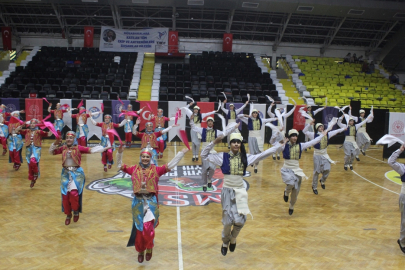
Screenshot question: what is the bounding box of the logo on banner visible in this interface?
[89,106,101,119]
[29,104,40,116]
[392,120,404,134]
[114,103,122,114]
[102,29,116,43]
[157,31,167,40]
[86,165,250,206]
[5,103,16,112]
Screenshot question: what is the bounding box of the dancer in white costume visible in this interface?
[348,106,374,156]
[220,99,248,147]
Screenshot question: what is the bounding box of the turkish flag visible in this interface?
[25,99,43,122]
[223,33,233,52]
[292,105,306,131]
[2,27,12,50]
[196,102,215,128]
[84,26,94,48]
[168,31,179,53]
[139,101,158,131]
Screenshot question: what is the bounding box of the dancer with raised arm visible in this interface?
[238,107,278,173]
[48,103,69,137]
[303,104,326,147]
[302,119,346,194]
[132,118,175,165]
[70,106,100,147]
[337,112,372,170]
[119,104,145,147]
[116,143,189,263]
[19,119,52,188]
[189,116,237,191]
[0,112,8,156]
[89,114,127,172]
[182,100,217,161]
[49,131,110,225]
[201,132,287,256]
[281,129,327,215]
[349,106,374,156]
[148,108,175,159]
[266,98,296,160]
[220,99,248,147]
[7,111,24,170]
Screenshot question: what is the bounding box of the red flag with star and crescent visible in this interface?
[2,27,12,51]
[223,33,233,52]
[84,26,94,48]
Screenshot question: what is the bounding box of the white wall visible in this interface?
[396,72,405,84]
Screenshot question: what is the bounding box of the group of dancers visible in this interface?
[2,95,405,262]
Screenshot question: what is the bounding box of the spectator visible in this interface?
[357,55,364,63]
[349,54,355,63]
[353,53,358,63]
[369,61,375,74]
[390,73,399,84]
[344,53,351,62]
[362,62,369,73]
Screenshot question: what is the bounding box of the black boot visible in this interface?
[192,157,195,162]
[289,209,294,215]
[283,192,288,202]
[203,186,207,192]
[208,182,212,188]
[221,244,228,256]
[229,242,236,252]
[320,180,325,189]
[312,188,318,195]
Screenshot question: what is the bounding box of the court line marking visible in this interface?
[352,170,399,195]
[364,154,388,164]
[174,144,184,270]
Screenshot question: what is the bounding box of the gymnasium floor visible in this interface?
[0,142,404,269]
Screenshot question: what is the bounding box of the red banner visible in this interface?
[2,27,12,51]
[84,26,94,48]
[139,101,158,131]
[25,99,43,122]
[196,102,215,128]
[223,33,233,52]
[168,31,178,53]
[292,105,306,131]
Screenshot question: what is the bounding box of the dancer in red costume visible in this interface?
[70,106,100,147]
[89,114,127,172]
[116,143,188,263]
[7,111,24,170]
[119,104,145,147]
[148,108,175,159]
[132,118,176,164]
[0,112,8,155]
[19,119,52,188]
[48,103,69,137]
[49,131,111,225]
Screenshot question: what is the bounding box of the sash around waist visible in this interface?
[223,174,244,189]
[249,130,261,138]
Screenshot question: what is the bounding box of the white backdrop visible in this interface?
[388,112,405,142]
[86,100,103,141]
[168,101,187,142]
[60,99,72,130]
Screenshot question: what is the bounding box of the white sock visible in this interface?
[222,243,228,247]
[230,238,236,244]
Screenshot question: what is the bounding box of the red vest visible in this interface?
[131,165,160,193]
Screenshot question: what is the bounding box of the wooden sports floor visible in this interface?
[1,141,404,269]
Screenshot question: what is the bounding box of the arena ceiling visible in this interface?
[1,0,405,69]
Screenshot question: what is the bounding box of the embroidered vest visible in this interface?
[201,128,217,143]
[248,117,262,130]
[53,110,63,119]
[221,152,246,175]
[193,114,202,124]
[61,145,86,166]
[76,114,88,125]
[8,122,21,134]
[24,130,43,147]
[283,142,302,160]
[314,133,329,150]
[227,110,236,120]
[131,165,160,193]
[141,133,158,148]
[101,122,114,136]
[155,116,166,128]
[345,126,356,136]
[358,117,366,128]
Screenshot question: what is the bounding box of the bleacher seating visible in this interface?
[0,46,138,100]
[284,55,405,112]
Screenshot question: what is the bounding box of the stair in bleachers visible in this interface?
[137,53,154,101]
[279,79,305,105]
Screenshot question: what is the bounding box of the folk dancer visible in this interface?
[148,108,175,159]
[220,99,248,147]
[0,113,8,155]
[303,105,326,147]
[349,106,374,156]
[48,103,69,137]
[89,114,127,172]
[337,114,372,170]
[238,109,277,173]
[266,100,296,160]
[19,119,52,188]
[201,132,287,256]
[116,143,189,263]
[132,118,175,165]
[0,104,25,121]
[119,104,145,147]
[182,102,217,162]
[49,131,109,225]
[282,129,327,215]
[70,106,100,146]
[189,116,237,191]
[7,111,24,170]
[302,120,346,194]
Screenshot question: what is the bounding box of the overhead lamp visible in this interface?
[81,0,99,2]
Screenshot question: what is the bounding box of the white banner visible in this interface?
[168,101,187,142]
[389,112,405,142]
[249,104,267,143]
[86,100,103,141]
[99,26,168,52]
[60,99,72,130]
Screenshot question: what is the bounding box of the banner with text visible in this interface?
[389,112,405,142]
[86,100,103,141]
[322,106,339,130]
[99,26,168,52]
[25,99,43,122]
[1,98,19,120]
[60,99,72,130]
[112,100,130,123]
